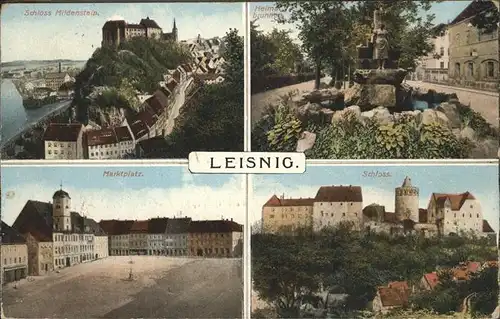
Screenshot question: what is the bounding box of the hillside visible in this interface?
[73,37,191,126]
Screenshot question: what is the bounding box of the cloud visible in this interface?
[107,14,124,21]
[1,4,243,62]
[2,174,246,226]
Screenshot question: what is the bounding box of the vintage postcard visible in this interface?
[250,0,499,159]
[0,2,244,160]
[1,165,244,318]
[250,164,499,318]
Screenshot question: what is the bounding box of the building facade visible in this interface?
[102,17,177,47]
[262,195,314,233]
[99,219,134,256]
[312,186,364,232]
[165,217,192,256]
[1,221,28,285]
[129,220,148,255]
[448,0,499,91]
[188,220,243,258]
[86,126,135,160]
[43,123,84,160]
[421,23,450,83]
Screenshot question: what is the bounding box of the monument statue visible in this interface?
[371,8,389,70]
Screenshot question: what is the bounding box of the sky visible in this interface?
[1,2,243,62]
[1,165,246,225]
[250,0,471,44]
[249,164,499,233]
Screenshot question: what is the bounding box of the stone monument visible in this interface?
[345,7,410,111]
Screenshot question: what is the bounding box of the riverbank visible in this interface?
[1,102,72,159]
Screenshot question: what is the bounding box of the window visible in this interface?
[467,62,474,77]
[342,213,346,217]
[455,63,461,76]
[439,47,444,56]
[470,205,473,208]
[440,61,445,69]
[3,258,6,264]
[487,61,495,77]
[48,142,52,147]
[48,150,52,154]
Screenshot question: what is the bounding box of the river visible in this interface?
[1,79,72,147]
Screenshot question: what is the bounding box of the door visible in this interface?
[197,249,203,256]
[66,257,70,267]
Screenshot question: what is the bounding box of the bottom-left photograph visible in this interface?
[0,165,245,319]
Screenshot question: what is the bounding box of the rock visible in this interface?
[332,105,361,123]
[291,95,308,107]
[345,84,396,109]
[296,131,316,152]
[416,109,451,128]
[470,138,499,159]
[320,108,334,123]
[436,102,462,129]
[460,126,476,140]
[352,68,408,85]
[301,88,344,104]
[295,103,323,125]
[491,305,500,319]
[361,107,393,125]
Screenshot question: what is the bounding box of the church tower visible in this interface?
[395,176,419,222]
[52,186,72,232]
[172,18,178,42]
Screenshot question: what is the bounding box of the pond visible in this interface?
[411,99,440,111]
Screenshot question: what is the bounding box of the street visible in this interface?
[166,77,192,135]
[2,256,243,319]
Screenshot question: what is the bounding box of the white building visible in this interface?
[421,23,450,83]
[147,218,169,255]
[43,123,84,160]
[1,221,28,285]
[86,126,135,159]
[426,192,483,235]
[312,186,364,232]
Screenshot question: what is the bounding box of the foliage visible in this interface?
[267,118,302,152]
[275,0,439,85]
[251,21,304,76]
[252,228,497,317]
[162,28,244,157]
[419,122,472,158]
[74,37,191,123]
[411,266,499,316]
[457,104,499,140]
[469,1,499,34]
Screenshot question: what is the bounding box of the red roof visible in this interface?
[377,286,409,307]
[466,261,481,273]
[114,126,133,142]
[483,219,495,233]
[263,195,315,207]
[145,94,165,116]
[388,281,409,291]
[432,192,476,210]
[423,272,439,289]
[129,220,149,233]
[43,123,83,142]
[315,186,362,202]
[86,128,117,147]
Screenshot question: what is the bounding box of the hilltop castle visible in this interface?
[102,16,178,47]
[262,177,495,238]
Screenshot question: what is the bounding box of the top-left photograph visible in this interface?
[1,2,244,160]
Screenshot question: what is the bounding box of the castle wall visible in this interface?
[312,202,363,232]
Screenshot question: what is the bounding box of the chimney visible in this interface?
[58,62,61,73]
[280,193,285,200]
[230,218,233,222]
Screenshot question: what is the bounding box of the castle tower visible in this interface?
[395,176,419,222]
[172,18,178,42]
[52,185,72,232]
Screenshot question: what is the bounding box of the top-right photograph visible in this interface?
[251,0,499,159]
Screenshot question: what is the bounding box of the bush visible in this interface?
[457,104,498,139]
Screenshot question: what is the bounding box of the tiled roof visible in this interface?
[129,220,149,233]
[377,286,409,307]
[165,218,192,234]
[173,70,181,82]
[483,219,495,233]
[137,136,169,157]
[13,200,53,242]
[466,261,481,273]
[1,221,26,244]
[140,17,161,29]
[98,219,134,235]
[315,186,362,202]
[159,86,171,98]
[126,23,144,29]
[145,94,165,116]
[148,218,169,234]
[419,208,428,223]
[432,192,476,210]
[188,220,243,233]
[423,272,439,289]
[128,117,149,139]
[263,195,315,207]
[43,123,83,142]
[86,128,117,147]
[153,89,169,108]
[114,126,133,142]
[45,72,68,79]
[388,281,409,291]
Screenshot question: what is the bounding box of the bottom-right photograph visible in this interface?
[250,164,499,319]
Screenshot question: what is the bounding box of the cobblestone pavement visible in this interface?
[3,256,243,319]
[406,81,499,127]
